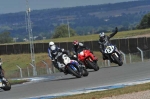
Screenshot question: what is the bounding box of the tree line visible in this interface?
[1,11,150,42]
[0,13,150,44]
[0,32,13,44]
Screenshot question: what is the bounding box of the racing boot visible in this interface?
[102,54,108,60]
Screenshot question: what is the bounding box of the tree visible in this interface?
[0,31,13,43]
[137,13,150,29]
[52,24,77,38]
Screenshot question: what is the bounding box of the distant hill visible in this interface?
[0,0,150,40]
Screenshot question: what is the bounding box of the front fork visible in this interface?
[110,52,121,62]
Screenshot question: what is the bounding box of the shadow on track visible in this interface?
[100,65,121,69]
[0,89,4,92]
[50,76,78,81]
[87,65,121,72]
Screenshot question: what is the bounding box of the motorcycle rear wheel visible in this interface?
[82,68,89,76]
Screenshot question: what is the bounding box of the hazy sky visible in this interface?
[0,0,136,14]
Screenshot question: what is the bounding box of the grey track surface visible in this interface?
[0,61,150,99]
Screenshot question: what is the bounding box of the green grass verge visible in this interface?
[1,28,150,45]
[55,82,150,99]
[1,53,49,71]
[0,53,51,78]
[35,28,150,43]
[8,79,29,85]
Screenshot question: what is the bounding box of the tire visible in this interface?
[2,80,11,91]
[86,60,99,71]
[82,68,89,77]
[112,54,123,66]
[67,65,82,78]
[95,63,100,70]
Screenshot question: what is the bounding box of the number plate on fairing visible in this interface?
[104,46,115,54]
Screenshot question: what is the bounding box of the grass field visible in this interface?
[3,28,150,45]
[1,53,51,78]
[36,28,150,43]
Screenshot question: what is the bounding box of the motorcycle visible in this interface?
[0,62,11,91]
[103,43,123,66]
[77,49,99,71]
[56,52,88,78]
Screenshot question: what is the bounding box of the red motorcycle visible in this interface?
[77,49,99,71]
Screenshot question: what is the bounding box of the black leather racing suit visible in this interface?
[72,42,88,54]
[98,27,120,60]
[72,42,89,65]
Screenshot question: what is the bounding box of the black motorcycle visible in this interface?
[0,68,11,91]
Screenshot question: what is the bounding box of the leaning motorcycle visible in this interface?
[77,49,99,71]
[56,52,88,78]
[104,43,123,66]
[0,63,11,91]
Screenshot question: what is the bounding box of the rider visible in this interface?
[98,27,121,60]
[0,58,7,82]
[48,41,70,74]
[72,40,89,55]
[72,40,97,63]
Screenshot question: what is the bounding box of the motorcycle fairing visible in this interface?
[104,45,115,54]
[78,50,96,61]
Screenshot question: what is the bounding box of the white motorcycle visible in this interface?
[104,44,123,66]
[56,52,88,78]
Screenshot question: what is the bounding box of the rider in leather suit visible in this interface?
[48,42,72,75]
[98,27,121,60]
[72,40,97,64]
[0,58,7,82]
[48,41,68,72]
[72,40,88,54]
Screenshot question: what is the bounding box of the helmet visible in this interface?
[51,45,57,55]
[73,40,79,46]
[99,32,105,37]
[49,41,54,47]
[99,32,105,41]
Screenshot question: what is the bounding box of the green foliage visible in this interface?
[137,13,150,29]
[52,24,77,38]
[0,31,13,43]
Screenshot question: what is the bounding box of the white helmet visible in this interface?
[51,45,56,50]
[49,41,54,47]
[51,45,57,55]
[99,32,105,37]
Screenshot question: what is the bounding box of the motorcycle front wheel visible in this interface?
[86,60,99,71]
[67,66,82,78]
[112,54,123,66]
